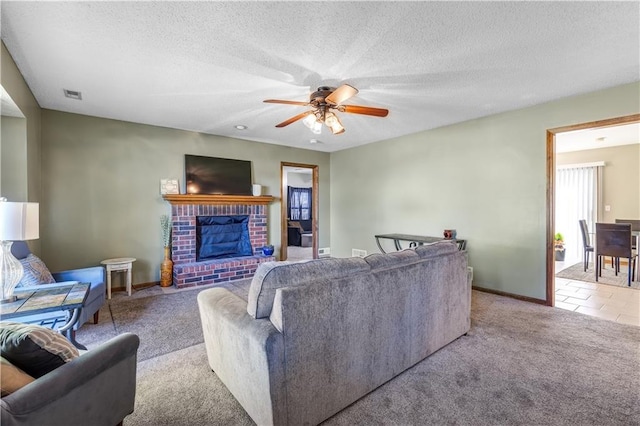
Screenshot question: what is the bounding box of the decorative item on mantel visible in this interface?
[160,178,180,195]
[160,214,173,287]
[252,184,262,196]
[262,245,275,256]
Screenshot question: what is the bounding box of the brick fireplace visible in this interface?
[164,194,276,288]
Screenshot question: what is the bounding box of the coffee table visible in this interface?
[0,282,90,349]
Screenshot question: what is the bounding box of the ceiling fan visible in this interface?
[264,84,388,135]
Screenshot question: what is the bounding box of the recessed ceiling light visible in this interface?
[63,89,82,100]
[234,125,248,130]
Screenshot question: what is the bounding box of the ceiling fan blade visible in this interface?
[325,84,358,105]
[264,99,309,106]
[341,104,389,117]
[275,111,312,128]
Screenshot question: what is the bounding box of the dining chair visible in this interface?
[615,219,640,249]
[578,219,594,272]
[595,223,638,286]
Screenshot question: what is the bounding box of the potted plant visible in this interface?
[554,232,566,261]
[160,214,173,287]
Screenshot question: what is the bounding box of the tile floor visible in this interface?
[555,259,640,326]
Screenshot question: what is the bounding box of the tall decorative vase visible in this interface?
[160,246,173,287]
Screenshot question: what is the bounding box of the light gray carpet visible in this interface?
[287,245,313,261]
[109,290,205,361]
[556,261,640,289]
[77,287,640,425]
[76,280,252,360]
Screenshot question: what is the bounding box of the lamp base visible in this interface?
[1,240,24,304]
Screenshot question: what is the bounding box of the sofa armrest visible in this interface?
[198,288,286,426]
[52,266,105,286]
[1,333,140,426]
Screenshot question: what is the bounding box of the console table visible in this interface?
[0,282,90,349]
[375,233,466,253]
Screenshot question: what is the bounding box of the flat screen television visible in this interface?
[185,154,252,195]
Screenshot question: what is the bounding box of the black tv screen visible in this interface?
[185,155,252,195]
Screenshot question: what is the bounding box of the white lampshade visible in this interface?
[0,202,39,241]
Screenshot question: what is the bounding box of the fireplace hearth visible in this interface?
[164,194,275,288]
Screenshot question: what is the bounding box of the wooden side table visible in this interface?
[100,258,136,299]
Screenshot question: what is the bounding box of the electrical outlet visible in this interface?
[605,205,611,212]
[318,247,331,257]
[352,249,367,258]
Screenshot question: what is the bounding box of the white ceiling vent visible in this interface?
[63,89,82,100]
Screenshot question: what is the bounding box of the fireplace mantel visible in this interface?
[163,194,276,205]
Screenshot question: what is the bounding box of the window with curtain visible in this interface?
[288,186,312,220]
[556,162,603,261]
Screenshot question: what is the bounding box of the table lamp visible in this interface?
[0,198,39,303]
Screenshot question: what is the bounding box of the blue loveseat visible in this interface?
[10,241,106,331]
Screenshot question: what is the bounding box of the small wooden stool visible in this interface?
[100,257,136,299]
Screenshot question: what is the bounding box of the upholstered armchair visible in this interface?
[287,219,312,247]
[1,332,140,426]
[9,241,106,330]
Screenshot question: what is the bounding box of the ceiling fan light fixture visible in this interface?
[324,111,338,126]
[265,83,388,135]
[327,113,345,135]
[302,113,317,128]
[311,120,323,134]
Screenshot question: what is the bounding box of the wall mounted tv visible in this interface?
[185,154,252,195]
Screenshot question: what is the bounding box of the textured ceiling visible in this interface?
[1,2,639,152]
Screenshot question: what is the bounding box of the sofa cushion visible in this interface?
[247,257,371,319]
[9,240,31,261]
[414,240,458,258]
[364,249,420,270]
[0,322,79,378]
[0,356,35,396]
[17,254,56,287]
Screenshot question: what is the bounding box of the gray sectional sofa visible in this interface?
[197,240,471,426]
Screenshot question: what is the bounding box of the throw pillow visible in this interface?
[0,322,79,378]
[0,356,35,396]
[17,254,56,287]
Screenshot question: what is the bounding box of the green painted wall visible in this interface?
[330,82,640,300]
[40,110,330,285]
[0,42,41,204]
[1,116,27,200]
[1,42,42,254]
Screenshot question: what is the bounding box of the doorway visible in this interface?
[280,162,319,261]
[546,114,640,309]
